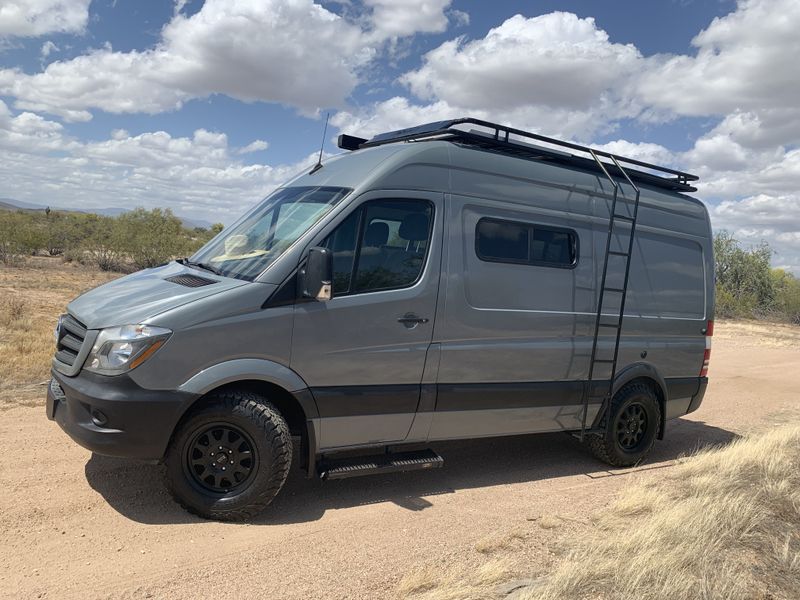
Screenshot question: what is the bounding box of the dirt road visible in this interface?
[1,321,798,599]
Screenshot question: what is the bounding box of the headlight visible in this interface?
[84,324,171,376]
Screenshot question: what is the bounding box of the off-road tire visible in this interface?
[165,390,291,521]
[586,381,661,468]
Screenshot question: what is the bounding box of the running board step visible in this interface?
[319,449,444,480]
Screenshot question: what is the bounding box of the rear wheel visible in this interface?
[165,390,291,521]
[586,381,661,467]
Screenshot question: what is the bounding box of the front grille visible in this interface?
[55,314,87,367]
[164,274,217,288]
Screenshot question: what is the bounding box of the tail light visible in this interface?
[700,319,713,377]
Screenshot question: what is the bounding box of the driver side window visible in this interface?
[323,199,433,296]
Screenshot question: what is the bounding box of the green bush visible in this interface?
[0,211,46,265]
[713,230,800,323]
[117,208,188,270]
[80,214,126,271]
[0,206,224,272]
[771,269,800,324]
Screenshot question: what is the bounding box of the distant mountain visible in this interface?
[0,197,213,229]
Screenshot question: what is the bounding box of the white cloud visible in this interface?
[237,140,269,154]
[335,12,645,142]
[681,123,800,273]
[40,40,58,59]
[0,99,73,152]
[402,13,641,118]
[637,0,800,120]
[333,96,628,142]
[707,109,800,151]
[363,0,452,40]
[448,9,469,27]
[0,0,91,37]
[0,101,310,224]
[0,0,463,122]
[0,0,373,120]
[709,195,800,272]
[593,140,675,168]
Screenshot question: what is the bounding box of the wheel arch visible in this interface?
[170,359,320,472]
[607,362,668,440]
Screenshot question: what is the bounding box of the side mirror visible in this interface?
[301,246,333,301]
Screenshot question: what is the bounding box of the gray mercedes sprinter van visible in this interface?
[47,118,713,520]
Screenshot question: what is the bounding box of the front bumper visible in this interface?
[47,369,198,461]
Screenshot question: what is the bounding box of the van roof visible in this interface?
[337,117,698,193]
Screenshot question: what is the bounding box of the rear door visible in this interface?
[291,190,443,449]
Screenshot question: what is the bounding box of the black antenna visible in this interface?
[309,113,330,174]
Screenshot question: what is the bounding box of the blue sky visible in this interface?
[1,0,798,270]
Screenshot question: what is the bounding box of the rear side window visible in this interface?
[476,218,577,268]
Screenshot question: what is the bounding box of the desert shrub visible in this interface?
[80,214,126,271]
[6,295,26,321]
[714,231,776,317]
[771,269,800,324]
[1,206,215,271]
[0,211,46,264]
[117,208,189,269]
[43,212,85,256]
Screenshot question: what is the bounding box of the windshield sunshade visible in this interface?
[190,186,351,281]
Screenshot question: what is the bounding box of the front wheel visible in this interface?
[585,381,661,468]
[165,390,292,521]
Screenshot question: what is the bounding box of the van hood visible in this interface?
[67,261,249,330]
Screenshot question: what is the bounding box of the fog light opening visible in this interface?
[90,409,108,427]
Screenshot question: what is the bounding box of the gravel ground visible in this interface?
[1,322,798,599]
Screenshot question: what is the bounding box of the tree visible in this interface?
[713,231,775,316]
[82,214,126,271]
[117,208,188,269]
[0,211,46,265]
[770,269,800,324]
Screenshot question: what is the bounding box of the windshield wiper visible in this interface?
[179,258,224,277]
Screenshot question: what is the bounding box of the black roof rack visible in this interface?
[337,117,698,193]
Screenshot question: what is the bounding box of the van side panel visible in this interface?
[428,190,602,440]
[424,147,710,440]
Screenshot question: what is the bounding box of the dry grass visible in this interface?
[475,529,529,555]
[397,425,800,600]
[0,257,118,409]
[523,425,800,600]
[397,557,517,600]
[394,528,538,600]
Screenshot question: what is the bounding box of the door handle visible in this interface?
[397,313,429,328]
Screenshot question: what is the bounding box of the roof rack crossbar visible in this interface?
[354,117,698,192]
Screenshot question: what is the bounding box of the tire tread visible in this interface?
[165,390,292,521]
[585,381,661,468]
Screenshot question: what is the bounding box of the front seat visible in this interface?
[355,221,390,285]
[383,213,429,284]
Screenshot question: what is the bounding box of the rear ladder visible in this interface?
[579,152,642,440]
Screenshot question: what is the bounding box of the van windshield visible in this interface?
[189,186,351,281]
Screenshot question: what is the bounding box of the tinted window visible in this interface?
[323,199,433,295]
[326,210,360,294]
[476,218,577,267]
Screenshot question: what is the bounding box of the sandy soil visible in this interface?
[1,323,798,599]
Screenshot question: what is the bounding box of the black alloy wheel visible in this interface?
[185,423,258,494]
[614,402,648,451]
[165,390,292,521]
[585,381,661,467]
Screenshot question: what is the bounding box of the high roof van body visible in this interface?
[47,119,713,520]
